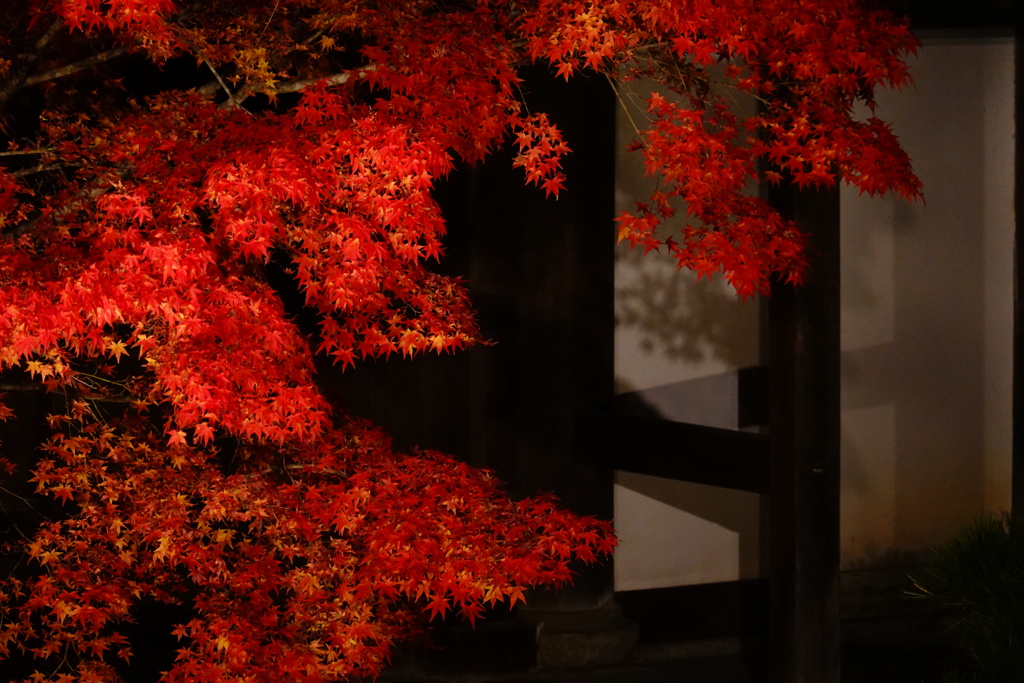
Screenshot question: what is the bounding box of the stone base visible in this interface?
[518,601,639,669]
[383,616,538,679]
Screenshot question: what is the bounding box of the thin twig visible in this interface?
[259,0,282,41]
[605,72,644,139]
[184,39,241,107]
[0,487,53,524]
[2,521,34,542]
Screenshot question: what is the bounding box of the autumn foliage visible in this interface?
[0,0,918,681]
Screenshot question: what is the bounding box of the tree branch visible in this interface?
[16,47,129,91]
[193,66,374,105]
[33,19,65,53]
[0,382,137,405]
[284,463,348,475]
[0,19,64,105]
[9,161,80,178]
[3,183,109,240]
[0,383,45,391]
[0,149,50,157]
[272,70,361,94]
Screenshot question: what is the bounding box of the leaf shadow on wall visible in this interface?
[615,245,761,371]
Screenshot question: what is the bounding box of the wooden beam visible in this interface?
[885,0,1015,31]
[768,185,842,683]
[579,411,769,494]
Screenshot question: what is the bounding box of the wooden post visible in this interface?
[333,67,629,674]
[1013,15,1024,515]
[768,185,842,683]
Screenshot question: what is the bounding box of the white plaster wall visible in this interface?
[839,35,1015,567]
[613,35,1016,589]
[614,473,764,590]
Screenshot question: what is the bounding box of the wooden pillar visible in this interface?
[768,185,842,683]
[1013,17,1024,515]
[507,67,639,668]
[331,66,629,674]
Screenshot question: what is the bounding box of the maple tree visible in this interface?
[0,0,920,681]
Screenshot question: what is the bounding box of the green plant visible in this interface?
[911,513,1024,682]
